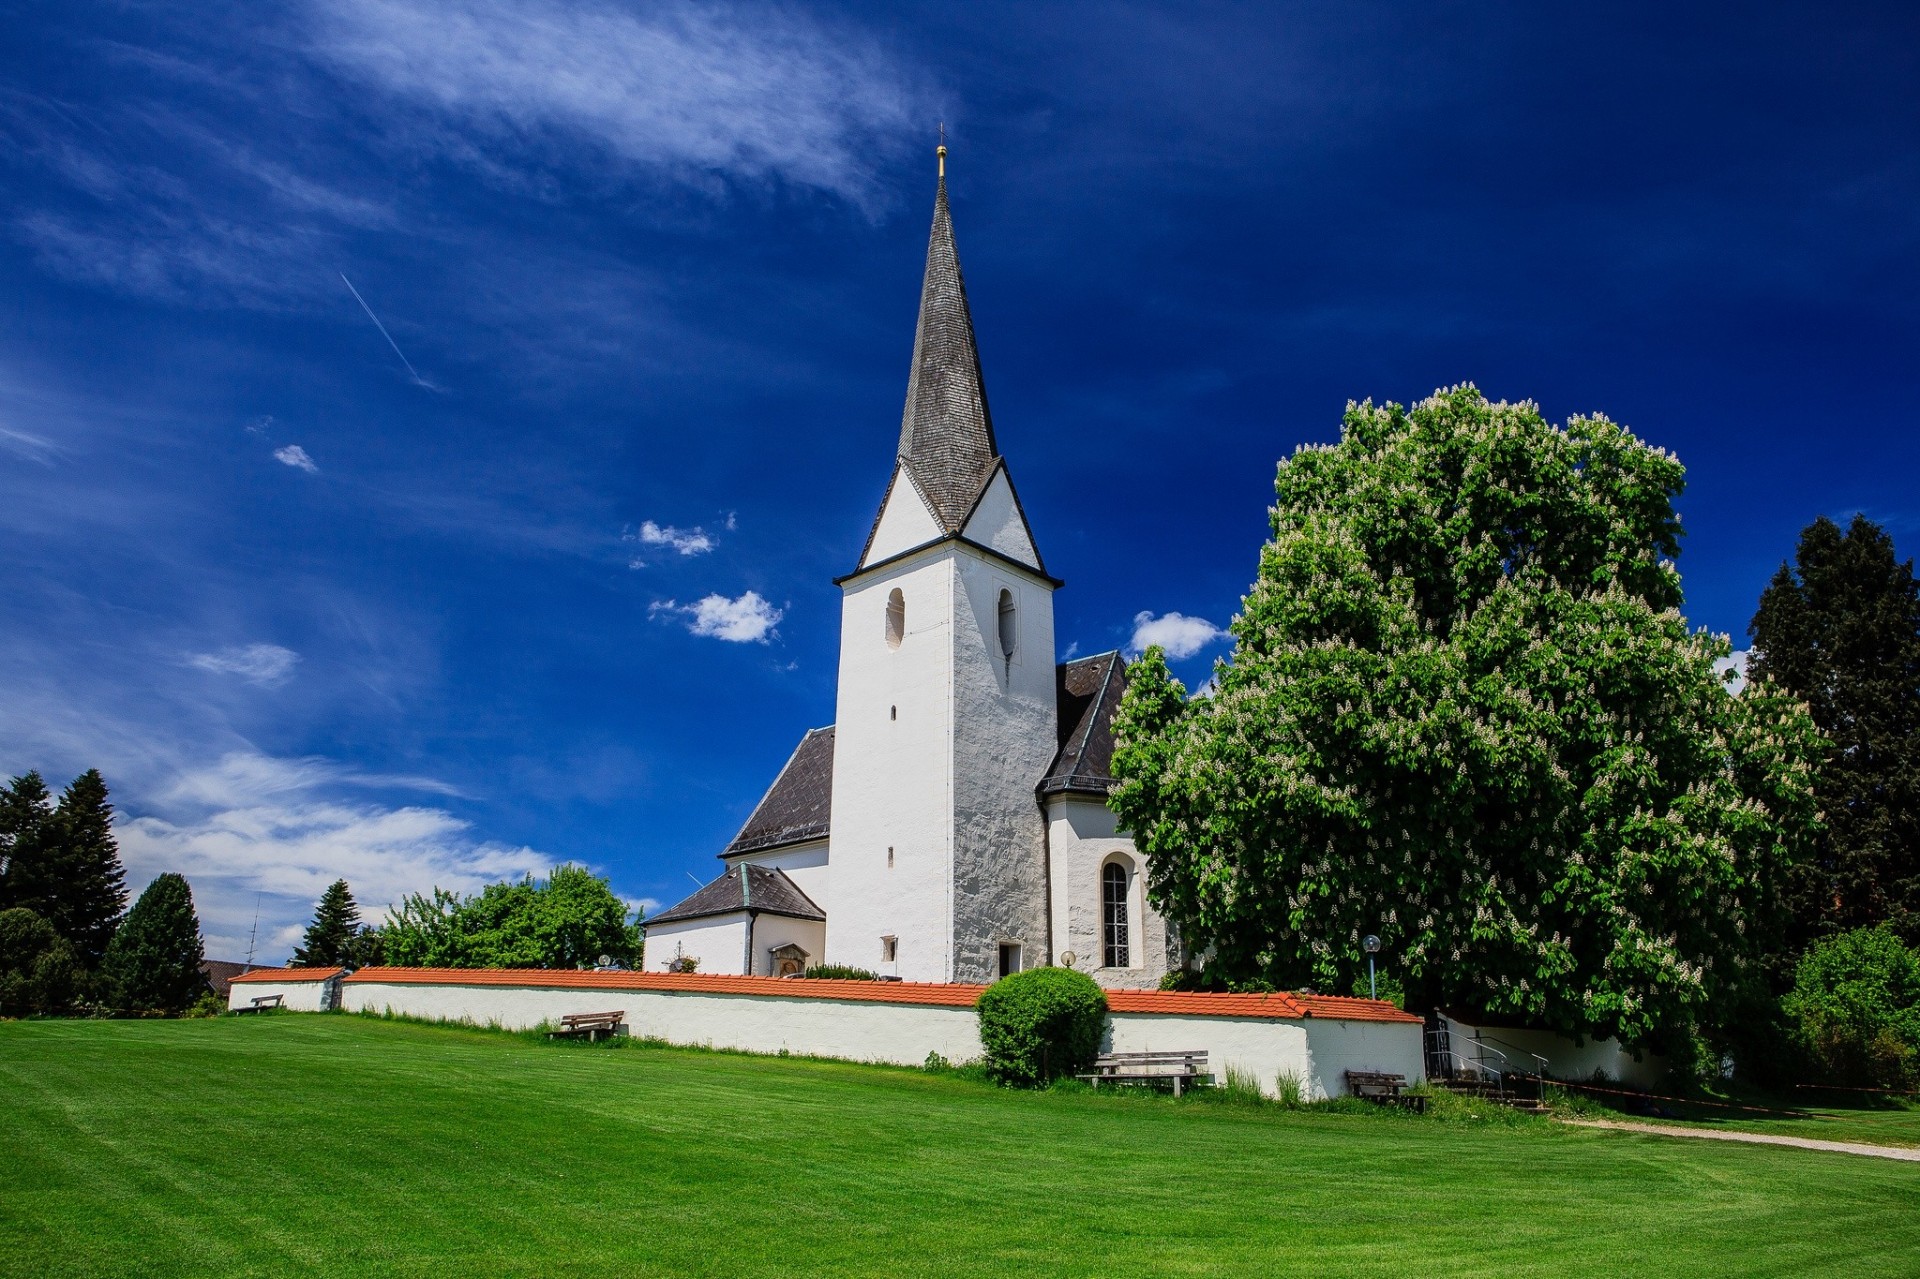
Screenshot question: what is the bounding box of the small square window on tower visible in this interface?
[998,942,1022,977]
[882,935,898,963]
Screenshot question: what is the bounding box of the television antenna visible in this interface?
[244,892,263,971]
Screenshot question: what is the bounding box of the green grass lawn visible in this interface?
[1548,1081,1920,1149]
[3,1016,1917,1278]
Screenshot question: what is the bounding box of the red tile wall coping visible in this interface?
[230,966,345,983]
[341,967,1419,1023]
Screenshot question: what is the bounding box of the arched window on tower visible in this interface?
[997,589,1016,661]
[885,588,905,650]
[1102,861,1131,968]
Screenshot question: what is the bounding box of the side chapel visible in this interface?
[646,152,1178,988]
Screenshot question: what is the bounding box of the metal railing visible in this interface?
[1425,1024,1549,1106]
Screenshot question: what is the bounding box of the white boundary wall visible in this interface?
[342,978,1423,1098]
[1438,1012,1668,1089]
[228,977,337,1012]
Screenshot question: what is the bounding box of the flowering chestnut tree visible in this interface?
[1111,386,1822,1045]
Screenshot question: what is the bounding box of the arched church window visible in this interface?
[886,588,905,650]
[1102,862,1131,968]
[997,589,1016,660]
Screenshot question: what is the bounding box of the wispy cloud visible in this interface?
[1129,609,1225,659]
[187,643,301,687]
[339,272,439,390]
[274,444,319,473]
[302,0,926,212]
[651,590,782,642]
[118,750,552,960]
[0,423,60,465]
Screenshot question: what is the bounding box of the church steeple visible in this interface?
[895,150,999,532]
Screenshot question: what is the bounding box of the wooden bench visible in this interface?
[548,1011,625,1042]
[1346,1069,1426,1112]
[234,993,283,1014]
[1079,1050,1212,1097]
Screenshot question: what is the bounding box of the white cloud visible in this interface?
[117,751,552,961]
[303,0,925,212]
[652,590,782,642]
[1715,649,1749,696]
[187,643,301,687]
[634,519,713,556]
[274,444,318,473]
[0,423,60,465]
[1130,610,1225,660]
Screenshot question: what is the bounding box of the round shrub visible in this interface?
[1783,927,1920,1090]
[976,967,1108,1087]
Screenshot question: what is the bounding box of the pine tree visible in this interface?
[292,879,361,967]
[48,770,127,967]
[1750,514,1920,946]
[0,772,56,916]
[102,873,206,1014]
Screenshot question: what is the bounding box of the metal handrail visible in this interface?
[1467,1031,1550,1077]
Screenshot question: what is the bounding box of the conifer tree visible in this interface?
[48,770,127,967]
[0,772,56,916]
[292,879,361,967]
[1750,514,1920,945]
[102,873,206,1014]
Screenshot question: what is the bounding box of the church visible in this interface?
[646,152,1179,989]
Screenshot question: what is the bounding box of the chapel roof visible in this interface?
[721,726,834,856]
[1040,651,1128,797]
[647,864,826,926]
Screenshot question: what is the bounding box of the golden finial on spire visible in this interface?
[937,121,947,178]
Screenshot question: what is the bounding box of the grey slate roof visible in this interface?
[1040,651,1128,796]
[646,864,826,926]
[722,727,834,855]
[895,171,1000,532]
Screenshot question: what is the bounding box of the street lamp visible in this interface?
[1362,934,1382,1001]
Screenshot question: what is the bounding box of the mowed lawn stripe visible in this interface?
[1,1016,1916,1278]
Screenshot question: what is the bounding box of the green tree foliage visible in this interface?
[0,770,127,969]
[102,873,206,1014]
[1783,927,1920,1089]
[1749,514,1920,946]
[48,770,127,967]
[0,772,57,917]
[1110,387,1823,1045]
[382,866,640,968]
[292,879,362,967]
[975,967,1108,1087]
[0,907,79,1015]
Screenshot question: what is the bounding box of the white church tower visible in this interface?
[646,151,1178,989]
[824,148,1059,983]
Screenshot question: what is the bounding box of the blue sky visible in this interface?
[3,1,1916,961]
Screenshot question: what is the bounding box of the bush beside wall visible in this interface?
[975,968,1107,1087]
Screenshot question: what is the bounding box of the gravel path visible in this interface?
[1564,1118,1920,1162]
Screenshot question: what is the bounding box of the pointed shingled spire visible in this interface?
[896,153,999,531]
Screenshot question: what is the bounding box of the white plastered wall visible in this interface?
[828,549,958,981]
[863,468,942,565]
[724,840,829,914]
[959,469,1040,569]
[947,546,1056,983]
[645,915,747,974]
[338,976,1418,1096]
[1045,796,1172,989]
[748,914,828,976]
[226,977,335,1012]
[1437,1013,1668,1089]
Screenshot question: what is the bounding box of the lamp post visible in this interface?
[1363,934,1382,1001]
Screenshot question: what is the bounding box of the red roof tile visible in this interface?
[341,967,1420,1022]
[230,966,345,983]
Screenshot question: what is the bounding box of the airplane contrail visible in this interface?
[339,272,433,389]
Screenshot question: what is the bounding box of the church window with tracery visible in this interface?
[1103,862,1130,968]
